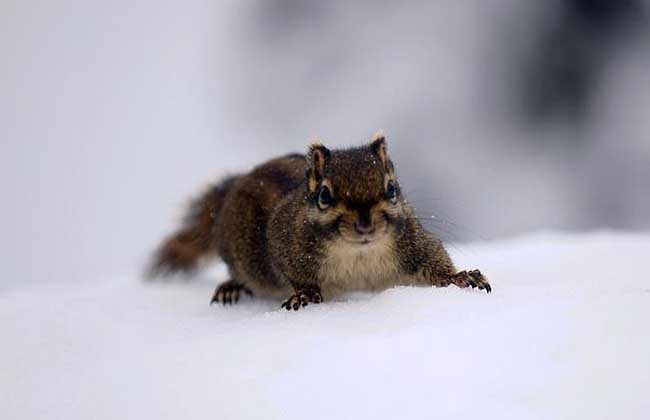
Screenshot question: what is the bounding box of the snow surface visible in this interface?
[2,232,649,420]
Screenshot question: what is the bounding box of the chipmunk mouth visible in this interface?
[339,229,388,246]
[345,237,375,245]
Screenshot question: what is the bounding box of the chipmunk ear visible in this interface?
[370,131,388,166]
[306,142,331,192]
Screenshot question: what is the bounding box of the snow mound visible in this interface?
[2,232,649,420]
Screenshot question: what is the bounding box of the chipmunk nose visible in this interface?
[354,207,376,235]
[354,220,376,235]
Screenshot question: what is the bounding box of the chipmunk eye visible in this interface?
[386,180,397,203]
[317,185,333,209]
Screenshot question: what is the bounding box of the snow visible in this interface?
[2,232,649,420]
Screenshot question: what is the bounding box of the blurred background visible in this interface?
[2,0,649,290]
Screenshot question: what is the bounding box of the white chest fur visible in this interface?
[318,237,401,298]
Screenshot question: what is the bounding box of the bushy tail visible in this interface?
[147,176,239,278]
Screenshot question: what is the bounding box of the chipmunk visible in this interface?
[149,133,491,310]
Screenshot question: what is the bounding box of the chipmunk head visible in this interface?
[305,132,406,245]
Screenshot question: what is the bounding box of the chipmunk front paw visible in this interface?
[281,285,323,311]
[451,269,491,293]
[211,280,253,305]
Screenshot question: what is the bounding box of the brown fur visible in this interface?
[149,134,491,309]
